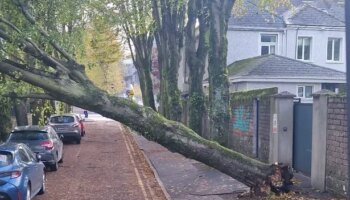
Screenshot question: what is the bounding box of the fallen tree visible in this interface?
[0,0,292,193]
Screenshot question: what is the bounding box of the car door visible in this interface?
[18,148,40,192]
[50,128,63,161]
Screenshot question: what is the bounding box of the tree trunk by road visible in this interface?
[152,0,184,121]
[185,0,209,135]
[13,99,28,126]
[207,0,235,145]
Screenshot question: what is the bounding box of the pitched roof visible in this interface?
[229,2,285,28]
[227,54,345,80]
[229,0,344,28]
[284,4,344,26]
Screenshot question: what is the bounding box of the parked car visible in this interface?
[74,113,86,137]
[7,126,64,171]
[0,143,45,200]
[49,114,82,144]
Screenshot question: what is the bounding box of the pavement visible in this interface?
[133,134,250,200]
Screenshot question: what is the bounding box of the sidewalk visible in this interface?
[133,134,249,200]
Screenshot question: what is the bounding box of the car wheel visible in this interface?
[51,161,58,171]
[38,173,46,195]
[26,184,31,200]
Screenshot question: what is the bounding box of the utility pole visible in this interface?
[345,1,350,199]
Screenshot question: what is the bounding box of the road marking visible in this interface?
[125,131,157,199]
[120,124,149,200]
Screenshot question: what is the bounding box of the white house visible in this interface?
[224,54,345,103]
[227,0,345,72]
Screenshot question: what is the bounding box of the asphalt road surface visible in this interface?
[34,119,166,200]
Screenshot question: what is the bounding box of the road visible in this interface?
[34,119,166,200]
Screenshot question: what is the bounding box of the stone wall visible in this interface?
[326,97,348,196]
[229,88,277,163]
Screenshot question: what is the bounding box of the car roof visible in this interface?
[50,113,76,117]
[0,143,23,152]
[12,125,50,132]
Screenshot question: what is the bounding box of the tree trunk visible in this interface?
[185,0,208,135]
[130,37,156,110]
[0,60,280,189]
[152,0,184,121]
[13,99,28,126]
[207,0,235,145]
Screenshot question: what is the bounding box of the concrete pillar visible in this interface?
[269,91,295,165]
[311,90,334,191]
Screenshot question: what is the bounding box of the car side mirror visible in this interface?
[36,154,42,162]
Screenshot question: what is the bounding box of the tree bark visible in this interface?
[13,99,28,126]
[185,0,209,136]
[207,0,235,145]
[152,0,184,121]
[126,34,156,110]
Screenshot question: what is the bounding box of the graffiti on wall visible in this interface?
[232,106,253,135]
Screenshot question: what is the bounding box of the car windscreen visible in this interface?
[8,131,49,141]
[50,116,75,123]
[0,151,13,167]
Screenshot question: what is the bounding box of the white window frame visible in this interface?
[327,37,342,62]
[297,37,312,61]
[296,85,313,99]
[260,34,278,55]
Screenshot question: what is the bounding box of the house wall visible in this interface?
[230,82,248,92]
[226,27,346,71]
[242,82,321,103]
[227,30,284,65]
[325,96,348,196]
[285,27,346,72]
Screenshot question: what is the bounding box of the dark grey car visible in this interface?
[6,126,64,171]
[49,114,82,144]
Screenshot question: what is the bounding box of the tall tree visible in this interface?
[151,0,186,121]
[207,0,235,145]
[0,0,290,191]
[79,19,124,94]
[185,0,209,135]
[117,0,156,110]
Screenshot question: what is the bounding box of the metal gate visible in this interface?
[293,102,313,176]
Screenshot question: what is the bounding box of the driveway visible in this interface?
[34,119,166,200]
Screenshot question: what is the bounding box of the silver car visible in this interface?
[49,114,82,144]
[7,126,64,171]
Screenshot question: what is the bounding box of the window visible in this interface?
[297,86,313,98]
[18,149,30,163]
[260,34,277,55]
[327,38,341,61]
[297,37,312,60]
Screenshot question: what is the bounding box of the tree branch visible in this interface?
[3,92,55,100]
[12,0,76,62]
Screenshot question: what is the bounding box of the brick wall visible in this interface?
[326,97,348,196]
[229,88,277,163]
